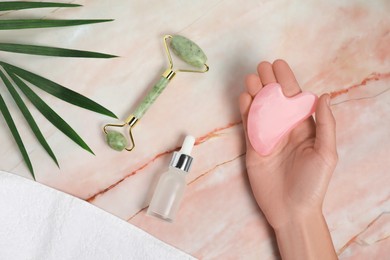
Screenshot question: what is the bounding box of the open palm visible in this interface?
[239,60,338,229]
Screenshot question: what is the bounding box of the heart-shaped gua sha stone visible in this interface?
[247,83,317,156]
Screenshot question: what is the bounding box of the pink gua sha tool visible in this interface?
[247,83,318,156]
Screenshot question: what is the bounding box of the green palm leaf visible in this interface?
[0,19,113,30]
[1,62,117,118]
[0,2,116,178]
[0,93,34,178]
[0,43,117,58]
[0,2,81,11]
[8,71,94,155]
[0,69,59,167]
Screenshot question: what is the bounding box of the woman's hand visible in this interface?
[239,60,338,259]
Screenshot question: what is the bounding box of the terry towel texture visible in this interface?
[0,171,194,260]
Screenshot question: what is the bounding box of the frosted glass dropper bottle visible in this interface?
[147,135,195,222]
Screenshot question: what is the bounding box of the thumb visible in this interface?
[238,92,253,149]
[314,94,338,162]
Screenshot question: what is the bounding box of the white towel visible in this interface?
[0,171,194,260]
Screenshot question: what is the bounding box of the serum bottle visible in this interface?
[147,135,195,222]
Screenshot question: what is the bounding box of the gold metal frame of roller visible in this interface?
[103,35,209,151]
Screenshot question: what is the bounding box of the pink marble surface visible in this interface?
[1,0,389,258]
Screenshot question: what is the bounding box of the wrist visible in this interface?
[274,208,323,231]
[274,210,337,260]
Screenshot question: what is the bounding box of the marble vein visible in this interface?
[188,153,246,185]
[331,87,390,106]
[337,211,390,255]
[330,72,390,99]
[127,153,246,221]
[85,69,388,203]
[87,121,242,202]
[177,0,227,34]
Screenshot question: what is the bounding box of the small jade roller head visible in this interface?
[103,35,209,152]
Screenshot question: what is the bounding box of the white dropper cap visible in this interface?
[179,135,195,155]
[169,135,195,172]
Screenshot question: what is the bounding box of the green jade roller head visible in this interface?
[103,35,209,151]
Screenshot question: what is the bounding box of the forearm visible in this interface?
[274,210,337,260]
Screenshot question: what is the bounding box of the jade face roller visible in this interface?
[103,35,209,151]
